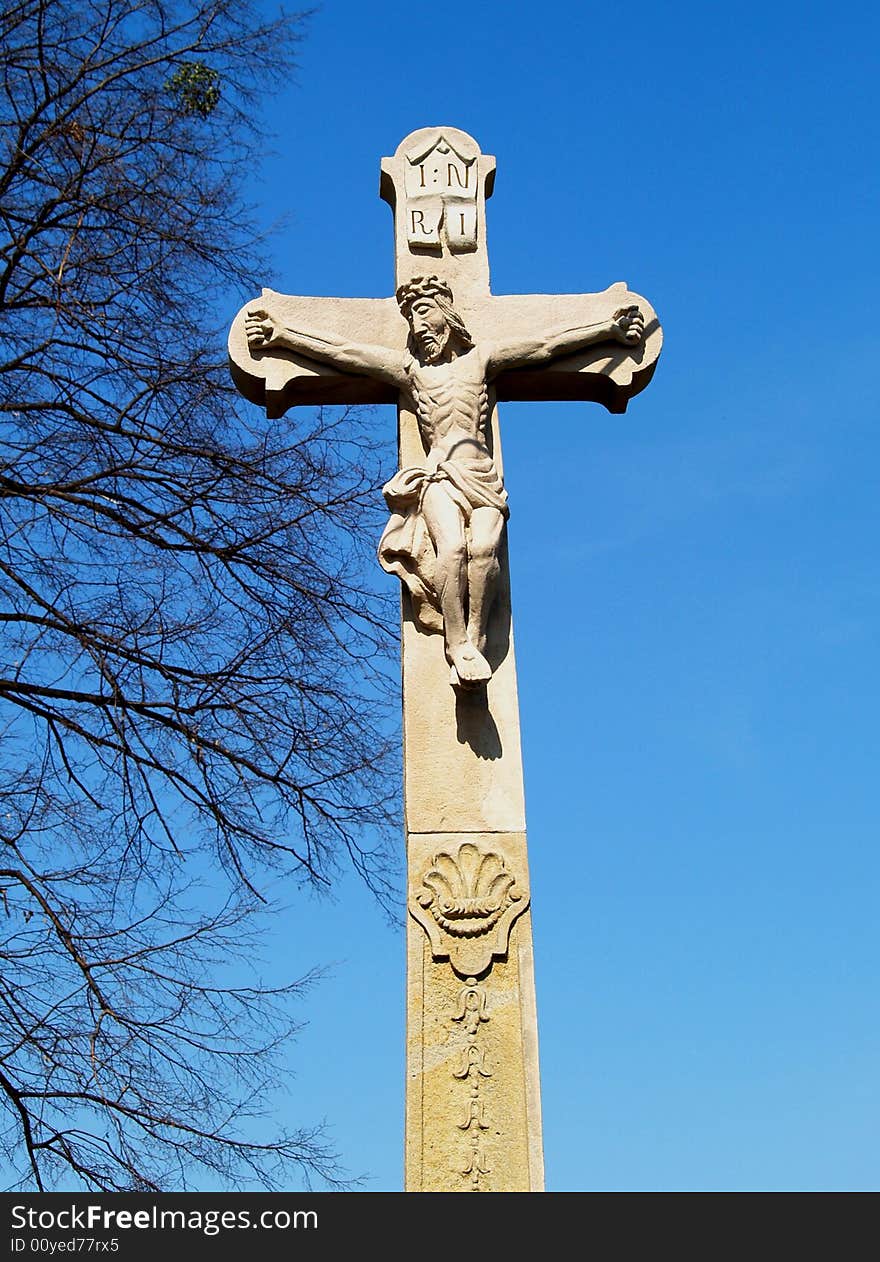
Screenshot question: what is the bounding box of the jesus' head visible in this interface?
[396,276,474,364]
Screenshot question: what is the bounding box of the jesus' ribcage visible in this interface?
[409,368,490,456]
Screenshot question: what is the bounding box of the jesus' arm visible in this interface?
[484,306,644,376]
[245,306,406,388]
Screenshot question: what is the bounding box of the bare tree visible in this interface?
[0,0,399,1190]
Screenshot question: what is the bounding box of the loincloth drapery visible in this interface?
[377,454,509,634]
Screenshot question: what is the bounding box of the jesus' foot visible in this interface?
[448,639,492,689]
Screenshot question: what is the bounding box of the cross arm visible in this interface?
[228,290,406,419]
[470,282,663,415]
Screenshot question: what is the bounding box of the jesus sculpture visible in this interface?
[245,275,644,689]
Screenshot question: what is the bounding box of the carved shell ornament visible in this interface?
[410,842,529,976]
[418,845,517,936]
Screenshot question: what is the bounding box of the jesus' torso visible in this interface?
[404,348,492,469]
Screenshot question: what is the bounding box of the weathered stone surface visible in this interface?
[405,832,543,1192]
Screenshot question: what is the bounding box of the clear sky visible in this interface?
[236,0,879,1191]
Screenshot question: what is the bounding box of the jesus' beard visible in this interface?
[415,327,450,364]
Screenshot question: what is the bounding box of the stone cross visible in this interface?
[228,126,662,1191]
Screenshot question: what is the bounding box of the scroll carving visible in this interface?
[452,977,493,1191]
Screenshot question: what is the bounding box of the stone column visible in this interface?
[398,404,544,1192]
[378,128,544,1192]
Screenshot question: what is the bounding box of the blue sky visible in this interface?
[238,0,879,1190]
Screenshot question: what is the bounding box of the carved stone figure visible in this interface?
[245,275,643,688]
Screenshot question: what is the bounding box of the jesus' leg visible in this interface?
[466,506,505,656]
[421,484,491,687]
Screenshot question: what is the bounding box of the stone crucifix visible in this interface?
[228,127,662,1191]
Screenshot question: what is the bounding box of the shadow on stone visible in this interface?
[455,687,502,760]
[484,541,512,677]
[454,532,512,758]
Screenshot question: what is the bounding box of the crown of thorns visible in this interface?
[396,275,455,314]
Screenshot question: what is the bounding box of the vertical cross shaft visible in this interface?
[381,129,544,1191]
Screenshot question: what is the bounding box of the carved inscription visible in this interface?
[404,134,477,252]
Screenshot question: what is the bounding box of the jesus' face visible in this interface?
[409,297,450,364]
